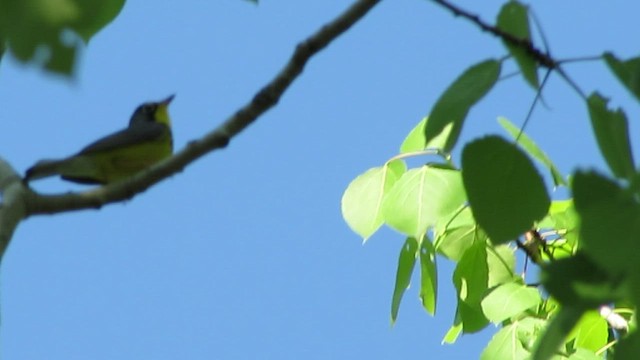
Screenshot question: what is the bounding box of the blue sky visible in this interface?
[1,1,639,359]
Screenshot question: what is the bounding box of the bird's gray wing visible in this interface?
[77,122,169,155]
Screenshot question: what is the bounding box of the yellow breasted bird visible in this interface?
[25,95,175,185]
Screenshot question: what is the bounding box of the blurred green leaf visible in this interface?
[462,136,550,244]
[586,93,635,180]
[0,0,125,75]
[496,1,539,89]
[391,237,419,324]
[532,306,585,360]
[541,252,621,308]
[425,59,501,152]
[481,282,541,323]
[603,52,640,102]
[615,325,640,359]
[498,116,567,187]
[419,237,438,315]
[382,165,466,238]
[341,160,406,241]
[573,170,640,275]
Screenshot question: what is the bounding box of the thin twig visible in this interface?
[430,0,556,69]
[516,68,552,141]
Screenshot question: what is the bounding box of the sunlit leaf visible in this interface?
[498,116,566,187]
[391,237,418,324]
[567,348,604,360]
[586,93,635,180]
[481,323,530,360]
[436,225,477,261]
[497,1,539,89]
[382,165,466,238]
[462,136,550,244]
[400,117,453,153]
[481,283,541,323]
[341,160,406,241]
[425,59,501,152]
[487,245,517,287]
[571,311,608,353]
[442,322,462,344]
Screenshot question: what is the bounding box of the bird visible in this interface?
[25,95,175,185]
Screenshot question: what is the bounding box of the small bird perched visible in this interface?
[25,95,175,185]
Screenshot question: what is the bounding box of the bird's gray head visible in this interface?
[128,95,175,127]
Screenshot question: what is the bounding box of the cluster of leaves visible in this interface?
[0,0,125,74]
[342,1,640,359]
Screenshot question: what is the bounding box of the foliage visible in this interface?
[342,1,639,359]
[0,0,125,75]
[1,0,637,358]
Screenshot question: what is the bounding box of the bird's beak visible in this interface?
[160,94,175,106]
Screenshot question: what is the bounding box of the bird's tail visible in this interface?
[24,158,71,182]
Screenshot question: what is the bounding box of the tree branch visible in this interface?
[0,157,27,259]
[24,0,381,216]
[430,0,557,69]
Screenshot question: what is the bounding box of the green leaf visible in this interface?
[567,348,601,360]
[615,329,640,360]
[435,206,481,261]
[498,116,567,187]
[496,1,539,89]
[481,323,531,360]
[425,59,501,152]
[442,322,463,344]
[603,52,640,102]
[73,0,126,43]
[572,311,608,353]
[382,165,466,238]
[541,252,621,308]
[487,245,517,288]
[391,237,419,324]
[400,117,453,153]
[573,171,640,275]
[341,160,406,241]
[586,93,635,180]
[538,200,580,250]
[462,136,550,244]
[532,306,585,360]
[436,224,478,261]
[453,241,490,333]
[0,0,125,75]
[419,237,438,315]
[481,283,541,323]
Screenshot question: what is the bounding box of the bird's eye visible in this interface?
[143,104,156,113]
